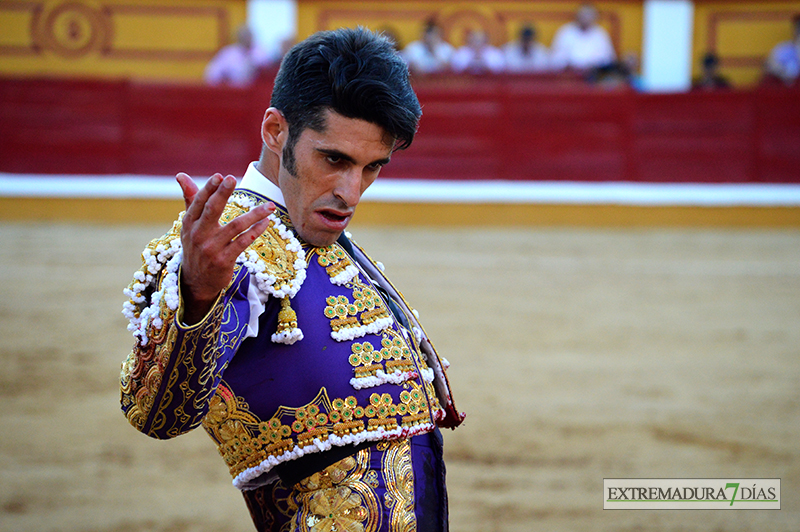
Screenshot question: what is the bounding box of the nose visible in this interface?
[333,168,363,209]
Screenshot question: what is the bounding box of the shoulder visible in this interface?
[211,44,242,61]
[772,41,796,56]
[437,41,455,53]
[402,41,424,55]
[592,25,612,39]
[555,22,578,37]
[222,194,308,301]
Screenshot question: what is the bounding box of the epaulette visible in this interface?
[122,192,309,348]
[219,194,308,344]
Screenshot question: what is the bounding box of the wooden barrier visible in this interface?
[1,75,799,182]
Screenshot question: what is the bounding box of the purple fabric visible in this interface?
[411,429,448,532]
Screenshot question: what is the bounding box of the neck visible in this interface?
[256,153,281,188]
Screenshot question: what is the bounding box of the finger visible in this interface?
[219,202,275,241]
[184,173,224,225]
[197,175,238,226]
[175,172,199,211]
[223,216,274,262]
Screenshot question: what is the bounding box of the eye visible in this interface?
[326,155,342,165]
[366,162,383,172]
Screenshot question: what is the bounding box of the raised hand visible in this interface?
[176,172,274,324]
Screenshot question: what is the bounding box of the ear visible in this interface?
[261,108,289,156]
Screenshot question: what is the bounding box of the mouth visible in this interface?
[316,208,353,229]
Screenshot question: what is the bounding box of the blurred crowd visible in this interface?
[204,4,800,90]
[399,4,625,80]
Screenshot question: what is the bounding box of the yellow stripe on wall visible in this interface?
[0,0,246,82]
[693,1,800,86]
[3,197,799,227]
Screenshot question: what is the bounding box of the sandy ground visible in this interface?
[0,220,798,532]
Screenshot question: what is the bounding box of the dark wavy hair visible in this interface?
[270,27,422,174]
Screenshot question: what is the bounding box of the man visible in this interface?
[692,53,731,91]
[401,20,455,75]
[204,25,278,87]
[765,14,800,84]
[503,25,550,73]
[121,28,464,531]
[450,29,505,74]
[550,3,616,71]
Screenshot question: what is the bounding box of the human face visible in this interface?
[576,6,597,30]
[278,110,394,247]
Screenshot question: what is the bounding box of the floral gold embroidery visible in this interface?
[347,329,422,390]
[322,276,393,342]
[291,449,379,532]
[221,194,308,344]
[316,244,359,285]
[203,383,437,485]
[305,486,368,531]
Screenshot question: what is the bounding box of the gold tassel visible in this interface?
[276,296,298,335]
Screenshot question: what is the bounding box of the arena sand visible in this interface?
[0,221,798,531]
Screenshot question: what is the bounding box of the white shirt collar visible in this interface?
[239,162,285,206]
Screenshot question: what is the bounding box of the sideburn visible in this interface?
[281,139,298,177]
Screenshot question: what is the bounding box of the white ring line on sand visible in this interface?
[2,174,800,206]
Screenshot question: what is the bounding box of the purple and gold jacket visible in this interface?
[120,171,463,490]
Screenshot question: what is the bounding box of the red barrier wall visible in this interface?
[1,76,798,182]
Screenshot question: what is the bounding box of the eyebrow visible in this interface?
[316,148,391,167]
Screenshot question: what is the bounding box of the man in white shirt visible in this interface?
[766,15,800,83]
[401,20,455,75]
[550,3,616,71]
[504,25,550,73]
[451,30,505,74]
[204,26,278,87]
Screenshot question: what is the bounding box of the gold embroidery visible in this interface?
[120,309,177,430]
[383,439,416,532]
[203,383,436,481]
[120,221,183,430]
[220,196,307,345]
[219,200,301,288]
[364,470,379,489]
[121,254,240,437]
[204,384,294,472]
[348,329,416,379]
[322,276,392,339]
[316,244,352,279]
[291,449,380,532]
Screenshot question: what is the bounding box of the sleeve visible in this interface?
[119,229,255,440]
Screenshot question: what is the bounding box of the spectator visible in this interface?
[692,52,731,90]
[451,29,505,74]
[587,52,643,90]
[401,20,455,75]
[503,25,550,73]
[550,3,616,71]
[765,14,800,84]
[204,26,278,87]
